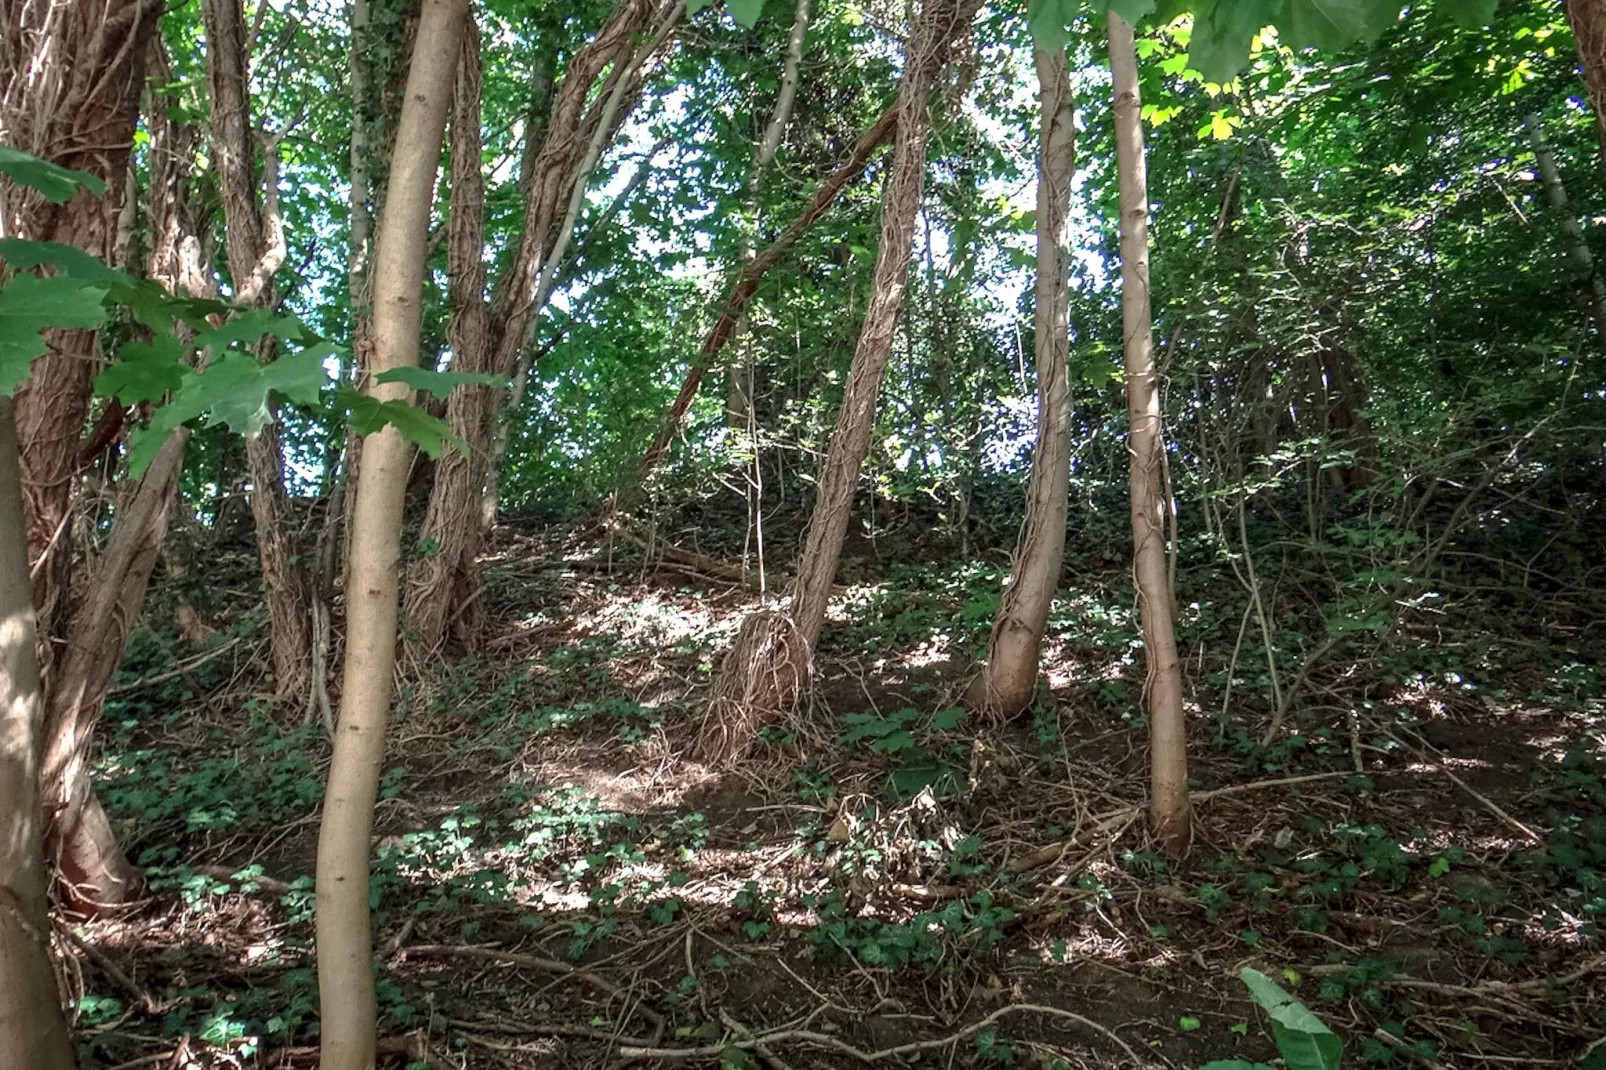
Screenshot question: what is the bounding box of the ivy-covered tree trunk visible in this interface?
[405,19,491,656]
[314,0,465,1063]
[39,73,212,912]
[1109,11,1189,851]
[695,0,982,764]
[0,0,162,663]
[203,0,315,704]
[0,397,76,1070]
[968,45,1075,719]
[411,0,664,631]
[1567,0,1606,172]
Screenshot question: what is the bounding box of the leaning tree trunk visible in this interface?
[967,45,1076,719]
[314,0,465,1064]
[0,398,76,1070]
[617,103,899,513]
[1568,0,1606,174]
[0,0,162,664]
[695,0,982,764]
[203,0,316,703]
[404,19,490,656]
[1109,11,1189,851]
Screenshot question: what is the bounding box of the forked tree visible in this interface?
[694,0,983,763]
[967,43,1076,719]
[1108,10,1189,850]
[313,0,467,1064]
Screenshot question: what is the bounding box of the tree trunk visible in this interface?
[0,397,76,1070]
[967,46,1075,719]
[203,0,316,702]
[314,0,465,1064]
[726,0,812,429]
[405,18,491,657]
[617,104,899,513]
[1567,0,1606,174]
[695,0,981,764]
[480,0,683,521]
[408,0,660,600]
[0,0,162,663]
[1525,112,1606,352]
[1109,11,1189,852]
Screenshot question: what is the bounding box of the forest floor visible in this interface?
[70,522,1606,1069]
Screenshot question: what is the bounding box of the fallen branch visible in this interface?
[1007,772,1354,874]
[618,1002,1152,1065]
[397,943,665,1030]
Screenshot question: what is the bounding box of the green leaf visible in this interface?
[0,145,105,203]
[0,275,110,394]
[685,0,715,13]
[1186,0,1276,83]
[1447,0,1496,29]
[0,238,131,285]
[1239,968,1342,1070]
[727,0,763,28]
[929,707,967,731]
[1027,0,1078,52]
[193,308,312,354]
[375,366,507,400]
[95,333,187,404]
[342,388,466,459]
[1180,1015,1203,1032]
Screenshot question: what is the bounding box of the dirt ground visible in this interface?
[70,528,1606,1069]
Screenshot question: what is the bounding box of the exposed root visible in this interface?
[692,609,809,765]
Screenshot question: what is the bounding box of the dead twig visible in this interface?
[618,1003,1153,1065]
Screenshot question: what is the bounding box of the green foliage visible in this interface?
[0,143,105,202]
[0,273,109,393]
[340,386,464,459]
[1199,967,1341,1070]
[375,365,507,399]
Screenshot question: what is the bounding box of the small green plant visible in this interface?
[1201,967,1342,1070]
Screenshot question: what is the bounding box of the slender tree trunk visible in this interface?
[0,0,162,664]
[0,397,76,1070]
[695,0,981,764]
[405,19,490,657]
[203,0,316,703]
[1109,12,1189,851]
[726,0,812,427]
[314,1,465,1064]
[1567,0,1606,174]
[1525,112,1606,351]
[617,104,899,512]
[968,46,1075,718]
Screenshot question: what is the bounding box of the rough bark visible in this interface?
[727,0,812,427]
[203,0,316,702]
[1567,0,1606,174]
[967,46,1075,719]
[1525,112,1606,352]
[695,0,981,764]
[0,397,76,1070]
[617,103,899,513]
[314,1,465,1064]
[0,0,163,662]
[1109,12,1189,851]
[481,0,682,520]
[34,60,213,915]
[405,19,490,657]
